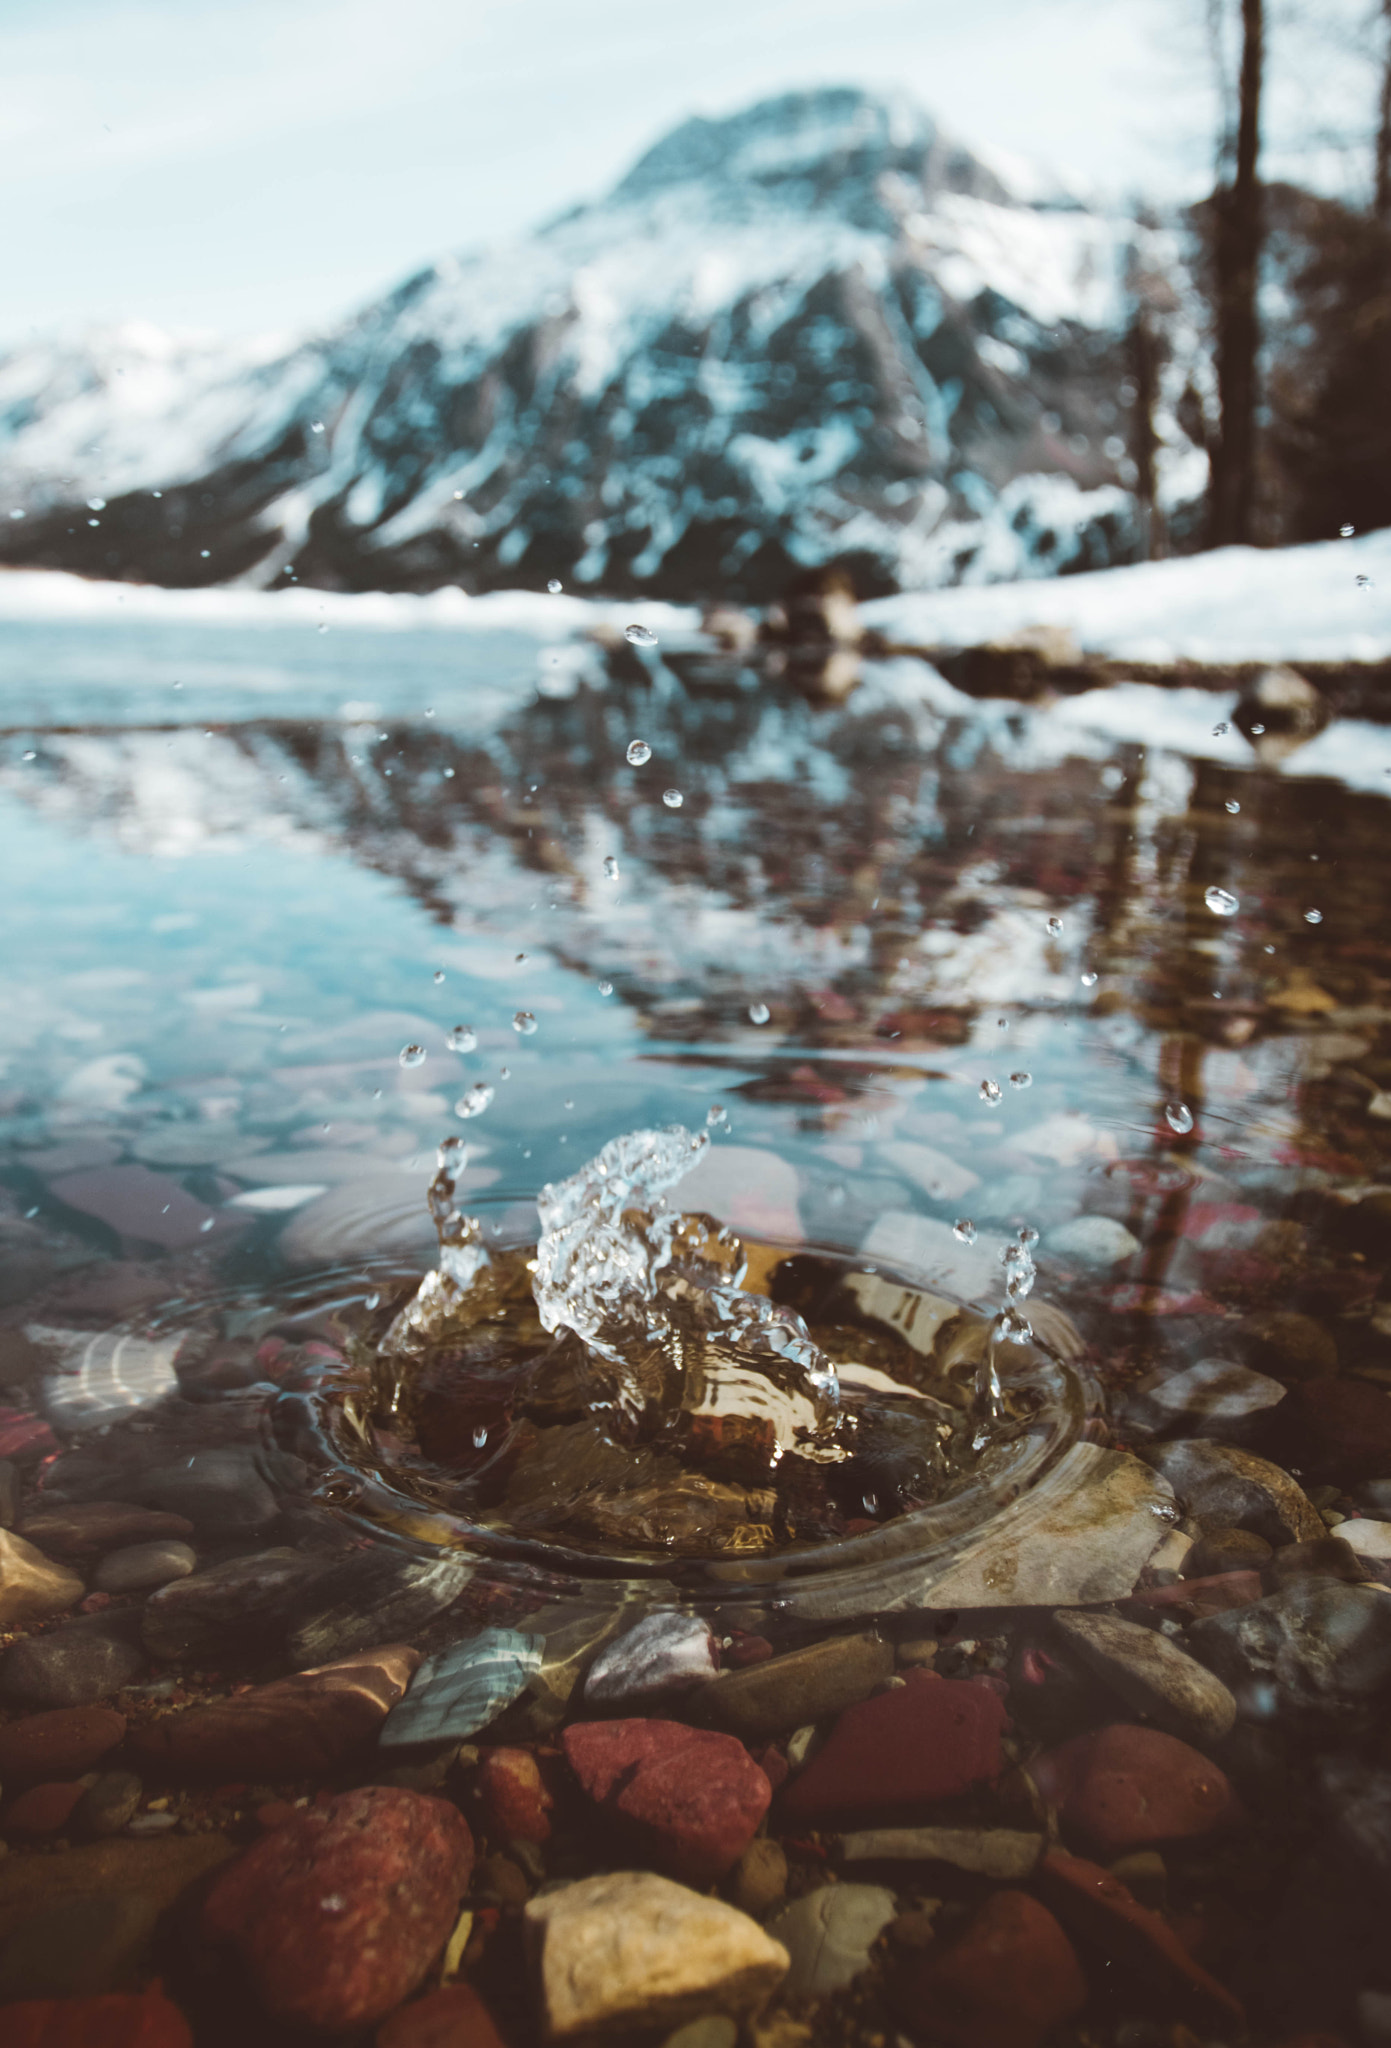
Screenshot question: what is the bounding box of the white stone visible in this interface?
[583,1611,719,1708]
[1045,1215,1139,1267]
[768,1884,896,1999]
[526,1871,789,2036]
[1338,1518,1391,1563]
[861,1211,1002,1304]
[675,1146,801,1241]
[877,1141,979,1204]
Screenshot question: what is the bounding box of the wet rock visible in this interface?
[583,1610,719,1709]
[94,1540,197,1595]
[1267,1535,1369,1587]
[0,1828,233,1941]
[0,1705,125,1786]
[1037,1848,1244,2032]
[839,1826,1043,1880]
[476,1850,530,1907]
[1053,1610,1237,1743]
[1129,1569,1265,1622]
[1267,1379,1391,1484]
[1,1986,193,2045]
[133,1644,420,1776]
[1352,1478,1391,1518]
[1,1609,148,1706]
[892,1889,1086,2048]
[478,1746,552,1843]
[379,1629,542,1749]
[910,1445,1177,1611]
[201,1785,474,2031]
[1045,1214,1139,1267]
[0,1460,18,1529]
[140,1546,330,1663]
[1184,1525,1273,1577]
[1337,1517,1391,1566]
[125,1447,280,1536]
[1233,1309,1336,1383]
[0,1408,58,1461]
[1140,1439,1324,1546]
[4,1780,85,1837]
[377,1982,508,2048]
[286,1551,472,1668]
[769,1882,896,1999]
[691,1630,894,1739]
[729,1836,788,1916]
[47,1163,227,1254]
[662,2020,738,2048]
[74,1770,144,1837]
[781,1670,1004,1826]
[16,1501,195,1558]
[1125,1357,1287,1441]
[1188,1580,1391,1716]
[525,1870,789,2035]
[563,1719,771,1882]
[0,1528,85,1628]
[1030,1725,1238,1856]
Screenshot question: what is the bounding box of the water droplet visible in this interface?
[364,1291,381,1311]
[598,979,614,996]
[662,788,684,808]
[954,1219,977,1244]
[547,578,563,594]
[472,1422,489,1448]
[1165,1102,1194,1135]
[399,1043,427,1067]
[706,1104,727,1128]
[513,1010,538,1035]
[1225,799,1240,814]
[433,969,446,984]
[86,496,106,511]
[1305,908,1323,924]
[199,1216,216,1233]
[438,1136,469,1174]
[862,1491,879,1516]
[1356,575,1372,590]
[515,952,527,964]
[995,1306,1033,1344]
[626,739,652,766]
[1009,1071,1032,1089]
[1016,1225,1039,1248]
[625,623,658,647]
[1250,722,1266,734]
[455,1082,495,1118]
[979,1079,1002,1104]
[1341,523,1356,537]
[1080,970,1098,987]
[749,1001,771,1026]
[1205,885,1240,916]
[447,1025,477,1053]
[310,419,325,434]
[21,750,36,762]
[1213,721,1229,736]
[603,855,620,879]
[1045,916,1064,937]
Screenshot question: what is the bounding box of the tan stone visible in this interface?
[1054,1609,1237,1744]
[0,1832,234,1941]
[0,1527,85,1627]
[838,1826,1043,1879]
[526,1871,789,2036]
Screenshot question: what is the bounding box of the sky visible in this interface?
[0,0,1379,346]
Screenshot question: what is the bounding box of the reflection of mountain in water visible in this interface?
[5,640,1385,1072]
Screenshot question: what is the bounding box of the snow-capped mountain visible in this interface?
[0,88,1206,601]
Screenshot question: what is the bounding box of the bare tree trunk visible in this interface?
[1209,0,1265,547]
[1377,0,1391,222]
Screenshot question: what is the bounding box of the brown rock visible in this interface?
[0,1831,234,1943]
[1269,1378,1391,1483]
[893,1889,1086,2048]
[0,1528,85,1627]
[0,1706,126,1785]
[1234,1309,1336,1383]
[4,1780,86,1837]
[378,1983,509,2048]
[690,1632,894,1739]
[729,1836,788,1916]
[1038,1848,1244,2032]
[131,1643,420,1777]
[17,1502,195,1558]
[1030,1724,1238,1857]
[1184,1526,1272,1578]
[1,1988,193,2047]
[1139,1440,1324,1546]
[1053,1610,1237,1743]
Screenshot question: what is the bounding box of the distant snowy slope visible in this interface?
[0,87,1208,601]
[862,528,1391,663]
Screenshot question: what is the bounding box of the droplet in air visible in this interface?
[1165,1102,1195,1135]
[626,739,652,766]
[706,1104,727,1128]
[603,854,620,879]
[662,788,683,808]
[364,1291,381,1311]
[513,1010,538,1035]
[1341,523,1356,537]
[598,979,614,996]
[433,969,446,984]
[22,750,36,762]
[438,1137,468,1174]
[862,1491,879,1517]
[310,420,325,434]
[472,1423,489,1448]
[87,497,106,511]
[1225,799,1240,813]
[547,578,563,594]
[954,1219,977,1244]
[1009,1071,1032,1089]
[1250,723,1265,734]
[515,951,527,964]
[498,1064,511,1079]
[1080,970,1098,987]
[1213,721,1229,737]
[995,1306,1033,1344]
[1356,575,1372,590]
[1305,908,1323,924]
[1045,916,1064,937]
[749,1002,771,1025]
[447,1025,477,1052]
[1205,885,1239,916]
[625,623,658,647]
[455,1082,495,1118]
[399,1043,427,1067]
[979,1079,1002,1104]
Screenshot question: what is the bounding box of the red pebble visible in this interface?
[725,1632,774,1667]
[4,1781,86,1837]
[0,1407,57,1460]
[377,1983,508,2048]
[780,1669,1005,1825]
[1030,1724,1237,1857]
[3,1988,193,2048]
[1129,1572,1264,1621]
[894,1889,1086,2048]
[1038,1848,1244,2031]
[478,1747,552,1844]
[563,1719,771,1882]
[201,1785,474,2030]
[0,1706,126,1786]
